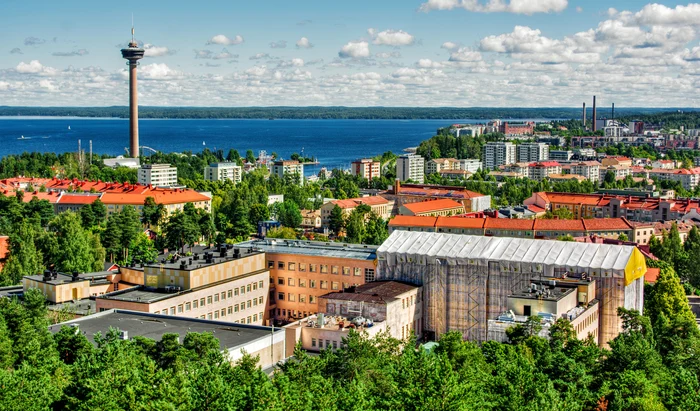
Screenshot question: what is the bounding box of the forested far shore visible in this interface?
[0,106,695,120]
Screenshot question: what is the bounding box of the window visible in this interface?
[234,304,239,312]
[268,260,274,269]
[353,267,362,276]
[331,266,339,275]
[193,300,198,309]
[227,290,232,298]
[207,313,212,320]
[523,305,532,316]
[321,281,328,289]
[177,305,183,313]
[288,293,296,302]
[299,294,306,303]
[214,294,219,303]
[320,265,328,274]
[200,298,206,307]
[185,302,191,311]
[253,314,257,322]
[309,264,317,273]
[247,316,252,324]
[299,263,306,272]
[221,292,226,300]
[319,339,323,348]
[161,309,167,315]
[221,309,226,317]
[288,262,296,271]
[365,268,375,282]
[298,279,306,288]
[309,280,316,288]
[253,298,257,306]
[247,284,251,293]
[234,288,239,296]
[312,338,317,347]
[288,278,295,286]
[331,282,339,290]
[247,300,252,308]
[278,261,285,269]
[309,295,317,304]
[208,296,213,304]
[278,292,285,301]
[227,306,232,314]
[278,277,285,285]
[240,286,245,294]
[259,280,264,289]
[258,296,264,304]
[342,267,350,276]
[333,341,338,349]
[214,311,219,319]
[260,312,263,320]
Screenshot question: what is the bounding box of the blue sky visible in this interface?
[2,0,700,107]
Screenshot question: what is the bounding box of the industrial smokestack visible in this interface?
[611,103,615,122]
[592,96,597,132]
[582,102,586,129]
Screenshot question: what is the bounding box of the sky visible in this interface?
[1,0,700,107]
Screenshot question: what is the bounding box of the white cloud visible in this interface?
[250,53,272,60]
[633,3,700,26]
[448,47,482,62]
[207,34,244,46]
[139,63,179,80]
[245,65,268,77]
[376,51,402,58]
[277,58,305,68]
[479,26,601,63]
[52,49,89,57]
[15,60,56,75]
[270,40,287,49]
[417,59,444,68]
[143,44,175,57]
[338,41,370,59]
[441,42,459,50]
[296,37,314,49]
[368,28,415,46]
[420,0,568,15]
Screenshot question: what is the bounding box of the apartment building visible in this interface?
[457,159,483,173]
[482,142,516,169]
[396,154,425,183]
[138,164,178,187]
[571,161,601,183]
[425,158,459,175]
[528,161,562,181]
[647,168,700,190]
[599,165,631,181]
[398,199,465,217]
[234,239,378,323]
[549,150,574,161]
[383,181,491,214]
[517,143,549,163]
[351,159,381,180]
[204,162,242,184]
[272,160,304,185]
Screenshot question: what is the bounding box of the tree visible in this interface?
[245,149,256,164]
[164,211,200,253]
[91,199,107,221]
[24,197,54,227]
[46,211,104,272]
[345,209,366,244]
[248,203,270,226]
[141,197,165,228]
[266,226,298,239]
[129,233,158,263]
[277,200,302,228]
[329,205,345,235]
[364,212,388,245]
[618,233,629,241]
[645,260,695,326]
[1,221,43,285]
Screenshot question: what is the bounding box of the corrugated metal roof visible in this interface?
[377,230,636,271]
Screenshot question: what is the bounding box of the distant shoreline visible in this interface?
[0,106,694,120]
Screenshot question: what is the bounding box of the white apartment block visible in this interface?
[204,162,242,184]
[482,142,516,169]
[549,150,573,161]
[396,154,425,183]
[273,160,304,185]
[571,161,601,183]
[425,158,459,175]
[599,165,631,181]
[648,168,700,190]
[351,159,381,180]
[138,164,178,187]
[517,143,550,163]
[458,159,483,173]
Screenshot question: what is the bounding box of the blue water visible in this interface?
[0,117,534,174]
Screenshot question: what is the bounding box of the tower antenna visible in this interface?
[131,13,135,43]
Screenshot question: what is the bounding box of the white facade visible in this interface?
[458,159,482,173]
[138,164,178,187]
[517,143,550,163]
[396,154,425,183]
[204,162,242,184]
[272,161,304,185]
[482,142,516,169]
[571,162,601,183]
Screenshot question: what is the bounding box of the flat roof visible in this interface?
[99,288,172,304]
[235,239,377,261]
[144,245,264,271]
[49,309,283,351]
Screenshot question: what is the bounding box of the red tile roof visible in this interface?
[403,199,464,214]
[484,218,535,230]
[397,184,486,200]
[332,196,389,209]
[57,194,102,205]
[533,219,585,231]
[582,218,633,231]
[435,216,485,229]
[389,215,437,228]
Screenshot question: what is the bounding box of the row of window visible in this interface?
[269,261,362,276]
[162,296,265,317]
[277,293,318,303]
[277,308,313,318]
[311,338,341,350]
[159,304,265,323]
[401,294,417,309]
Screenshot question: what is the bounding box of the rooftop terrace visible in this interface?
[234,239,377,261]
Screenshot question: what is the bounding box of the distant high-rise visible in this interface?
[582,102,586,129]
[121,25,144,158]
[592,96,597,132]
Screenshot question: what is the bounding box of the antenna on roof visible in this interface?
[131,13,135,43]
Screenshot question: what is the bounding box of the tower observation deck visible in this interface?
[121,27,145,158]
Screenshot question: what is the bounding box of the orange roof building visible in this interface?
[399,199,465,217]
